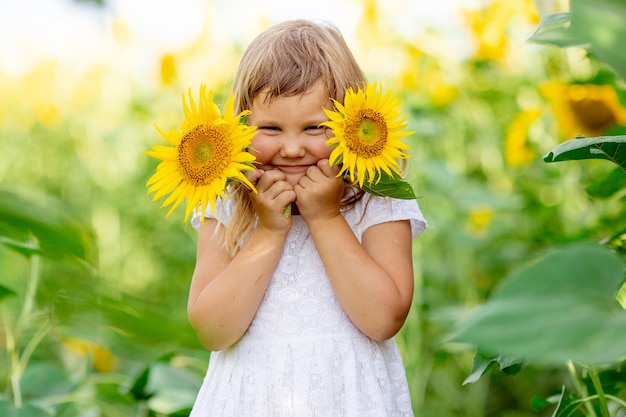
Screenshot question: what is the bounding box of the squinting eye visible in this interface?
[258,126,280,135]
[305,126,325,134]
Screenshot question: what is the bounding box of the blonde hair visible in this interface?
[223,19,367,255]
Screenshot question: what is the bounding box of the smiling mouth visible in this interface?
[274,165,311,172]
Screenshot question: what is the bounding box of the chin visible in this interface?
[285,175,304,186]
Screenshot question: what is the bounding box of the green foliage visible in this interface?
[528,12,584,48]
[361,171,417,199]
[463,352,526,386]
[544,136,626,172]
[528,0,626,80]
[0,187,97,265]
[451,241,626,365]
[450,1,626,416]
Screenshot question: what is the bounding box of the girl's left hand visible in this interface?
[294,159,343,223]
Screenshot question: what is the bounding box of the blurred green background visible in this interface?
[2,0,626,416]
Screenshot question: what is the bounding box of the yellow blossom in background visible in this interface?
[400,46,458,108]
[399,44,424,92]
[63,337,118,372]
[504,109,541,167]
[160,54,177,85]
[540,81,626,140]
[22,62,63,126]
[71,66,105,111]
[463,0,540,62]
[111,18,131,44]
[356,0,385,47]
[465,204,494,237]
[322,83,412,187]
[146,85,257,223]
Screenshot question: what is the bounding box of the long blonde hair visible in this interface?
[223,19,367,255]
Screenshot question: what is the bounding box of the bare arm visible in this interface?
[308,218,414,341]
[295,161,414,341]
[187,170,295,351]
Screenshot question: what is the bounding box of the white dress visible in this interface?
[189,195,427,417]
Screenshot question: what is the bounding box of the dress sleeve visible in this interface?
[356,196,427,239]
[190,199,233,231]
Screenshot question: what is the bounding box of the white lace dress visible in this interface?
[189,196,427,417]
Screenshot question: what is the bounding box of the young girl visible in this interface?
[187,19,427,416]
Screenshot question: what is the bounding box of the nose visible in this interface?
[279,133,306,158]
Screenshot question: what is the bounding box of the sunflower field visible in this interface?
[1,0,626,416]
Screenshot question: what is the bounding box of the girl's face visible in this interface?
[248,80,334,186]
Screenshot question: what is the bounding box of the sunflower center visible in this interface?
[568,98,617,133]
[178,124,231,185]
[345,109,388,157]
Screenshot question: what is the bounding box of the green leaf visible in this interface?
[129,352,177,400]
[463,351,525,385]
[543,135,626,172]
[547,387,589,417]
[0,400,53,417]
[145,362,200,414]
[585,167,626,198]
[449,241,626,365]
[0,186,97,266]
[529,1,626,80]
[361,172,417,200]
[0,284,17,302]
[570,0,626,80]
[129,353,200,414]
[21,362,75,399]
[527,12,586,48]
[0,236,44,258]
[462,352,496,385]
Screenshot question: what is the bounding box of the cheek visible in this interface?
[250,136,277,164]
[310,139,333,160]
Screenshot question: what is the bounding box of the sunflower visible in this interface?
[322,83,412,188]
[540,81,626,140]
[504,108,540,167]
[145,85,257,223]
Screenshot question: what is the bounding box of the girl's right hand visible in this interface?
[247,169,295,233]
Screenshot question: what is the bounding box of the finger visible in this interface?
[255,169,287,192]
[304,165,324,182]
[244,169,265,187]
[317,159,340,177]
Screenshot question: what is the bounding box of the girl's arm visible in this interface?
[309,217,414,341]
[296,161,414,341]
[187,170,294,351]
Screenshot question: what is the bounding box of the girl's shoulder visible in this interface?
[347,195,427,238]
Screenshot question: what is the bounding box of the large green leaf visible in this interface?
[145,362,199,414]
[0,400,52,417]
[529,0,626,80]
[20,362,75,399]
[585,167,626,198]
[543,135,626,172]
[0,186,97,265]
[527,12,584,48]
[449,241,626,365]
[129,353,200,414]
[570,0,626,80]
